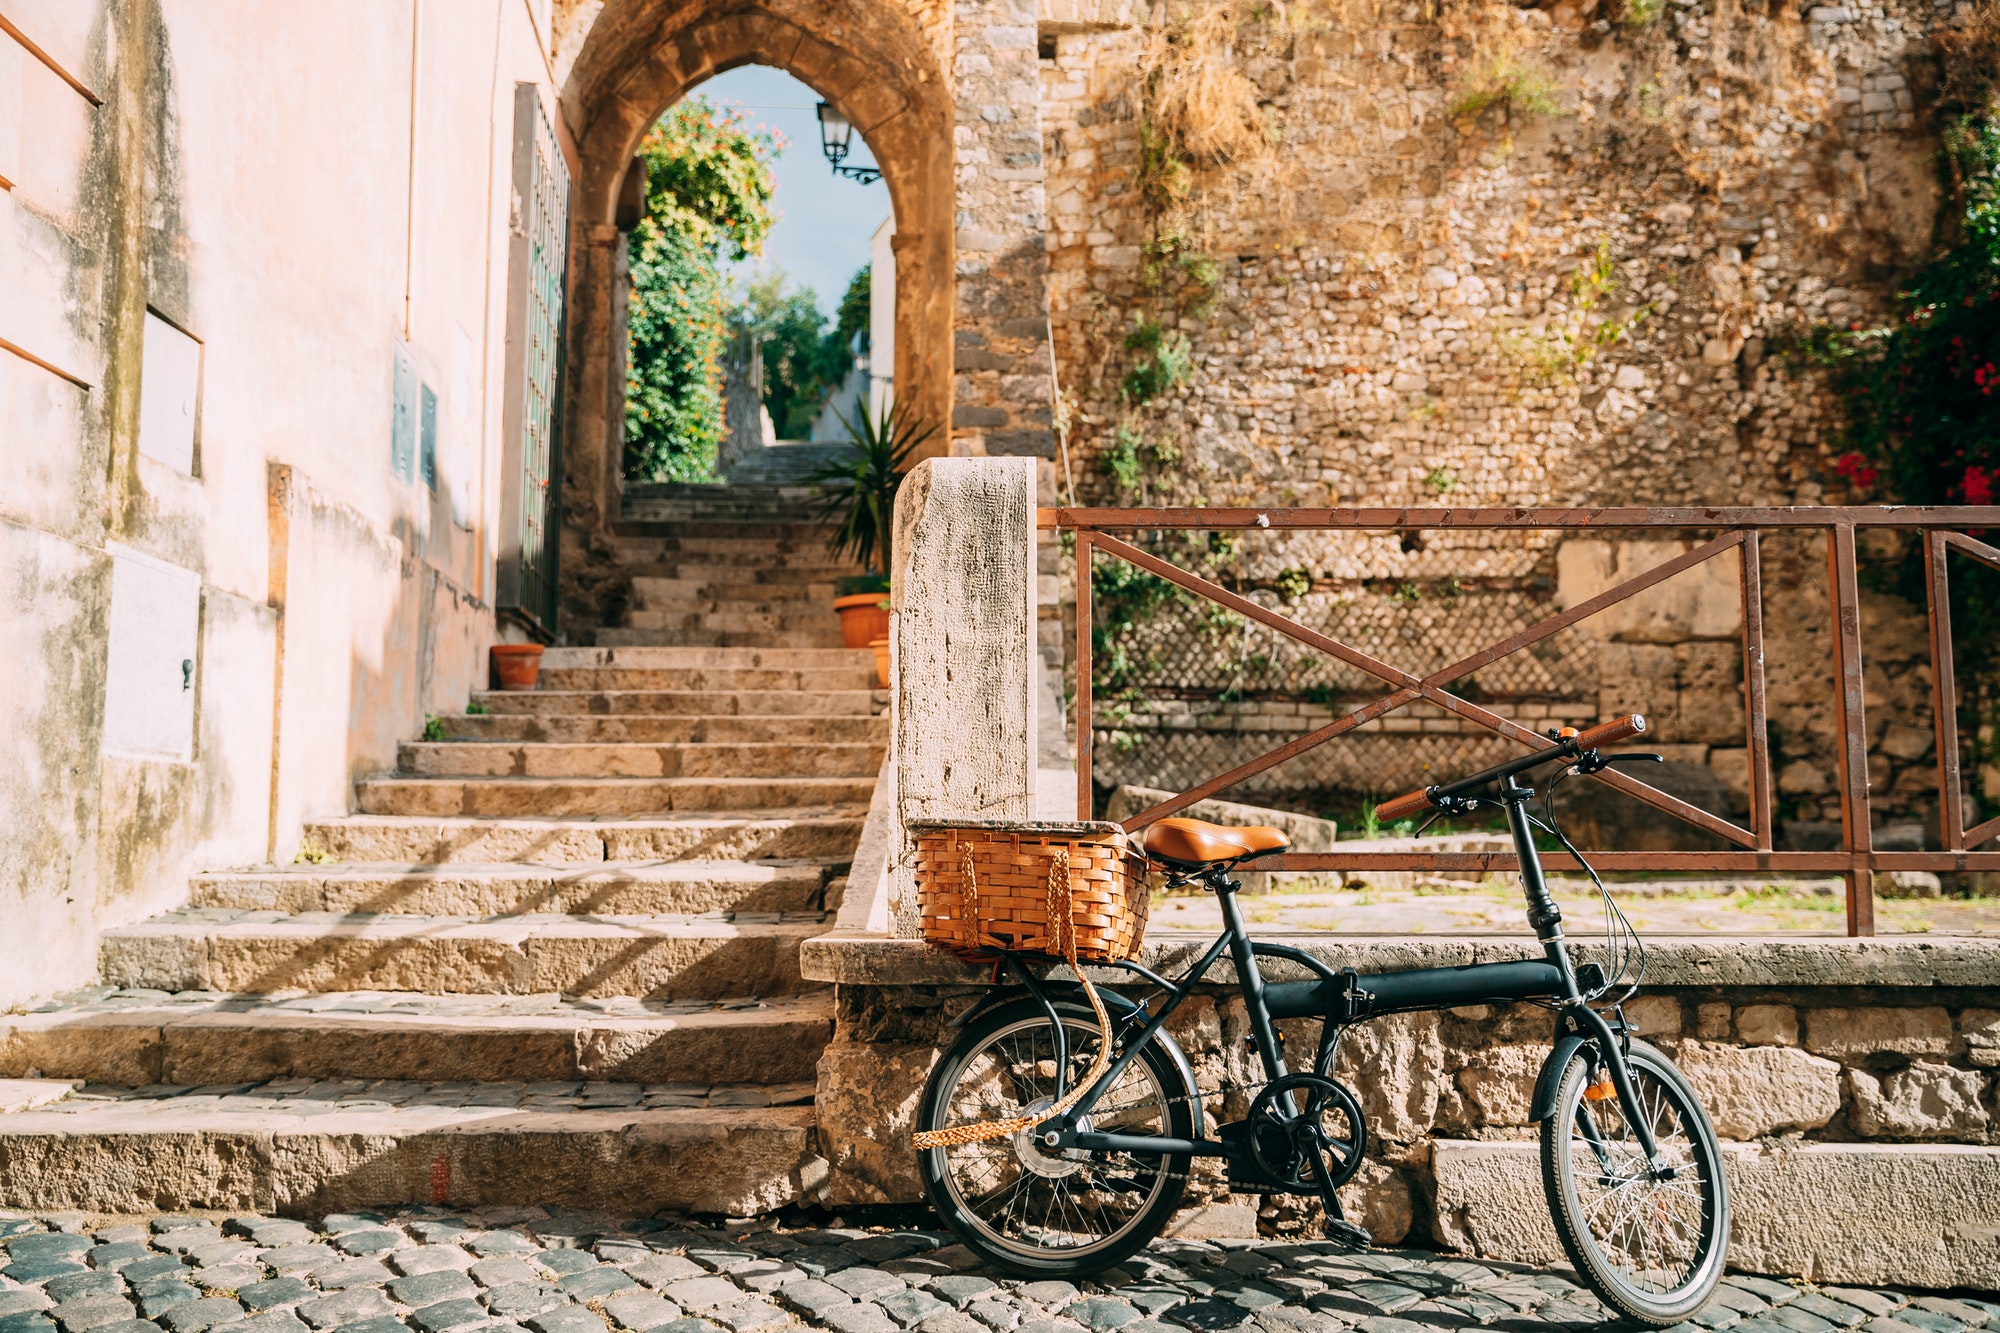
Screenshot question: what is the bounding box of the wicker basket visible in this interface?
[912,819,1149,963]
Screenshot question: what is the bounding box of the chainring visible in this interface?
[1246,1072,1368,1191]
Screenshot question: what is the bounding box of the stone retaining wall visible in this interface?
[803,935,2000,1285]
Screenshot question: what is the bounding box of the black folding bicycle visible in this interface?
[914,714,1729,1325]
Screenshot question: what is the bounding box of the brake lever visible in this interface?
[1571,751,1665,776]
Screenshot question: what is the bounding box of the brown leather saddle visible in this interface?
[1140,816,1290,869]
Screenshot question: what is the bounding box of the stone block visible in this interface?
[1736,1004,1799,1047]
[816,1041,936,1206]
[1669,1043,1840,1139]
[1557,541,1742,644]
[1804,1008,1953,1060]
[1877,871,1941,900]
[1961,1011,2000,1068]
[1454,1046,1542,1127]
[1431,1139,2000,1287]
[1848,1064,1990,1139]
[1625,996,1682,1037]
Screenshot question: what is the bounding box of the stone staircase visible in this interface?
[0,486,885,1218]
[602,486,856,650]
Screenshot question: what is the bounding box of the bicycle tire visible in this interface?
[1539,1037,1729,1324]
[917,997,1194,1277]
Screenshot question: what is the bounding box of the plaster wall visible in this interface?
[0,0,568,1006]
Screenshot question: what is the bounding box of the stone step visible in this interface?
[536,666,873,691]
[99,911,828,998]
[0,1084,819,1215]
[355,775,877,817]
[617,520,831,541]
[396,741,884,779]
[440,713,887,743]
[611,532,842,556]
[592,627,851,650]
[619,555,861,579]
[617,617,845,643]
[539,646,869,670]
[468,689,880,716]
[0,992,833,1086]
[630,577,835,603]
[620,606,843,629]
[190,860,831,915]
[300,810,868,863]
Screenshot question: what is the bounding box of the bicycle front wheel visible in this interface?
[916,997,1192,1277]
[1540,1037,1728,1324]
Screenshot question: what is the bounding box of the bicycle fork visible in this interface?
[1501,777,1671,1177]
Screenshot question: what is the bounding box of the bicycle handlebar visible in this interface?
[1373,714,1648,822]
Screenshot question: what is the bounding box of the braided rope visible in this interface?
[912,846,1116,1151]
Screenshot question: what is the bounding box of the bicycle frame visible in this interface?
[1019,771,1667,1170]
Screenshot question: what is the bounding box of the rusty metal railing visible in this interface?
[1040,506,2000,937]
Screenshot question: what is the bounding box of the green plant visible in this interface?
[1423,465,1457,493]
[623,97,780,482]
[1121,318,1194,406]
[294,846,329,865]
[465,700,489,715]
[1274,567,1312,602]
[1621,0,1664,30]
[1392,582,1423,604]
[833,572,890,597]
[806,398,937,575]
[729,266,872,439]
[1101,421,1145,495]
[1787,112,2000,722]
[1448,53,1567,121]
[1092,558,1186,693]
[1501,239,1653,384]
[420,715,446,743]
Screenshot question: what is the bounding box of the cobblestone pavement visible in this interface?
[0,1208,1992,1333]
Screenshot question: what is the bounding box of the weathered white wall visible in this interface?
[0,0,569,1005]
[883,457,1039,933]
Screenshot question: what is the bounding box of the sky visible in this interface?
[686,65,889,321]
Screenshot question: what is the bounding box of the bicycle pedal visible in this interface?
[1324,1218,1371,1252]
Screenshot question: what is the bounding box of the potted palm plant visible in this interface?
[809,398,936,660]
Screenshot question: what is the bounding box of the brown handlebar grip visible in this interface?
[1575,713,1647,750]
[1375,787,1435,822]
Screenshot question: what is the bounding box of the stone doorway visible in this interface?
[556,0,955,629]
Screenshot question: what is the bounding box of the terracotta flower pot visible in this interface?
[834,593,891,649]
[491,643,544,691]
[869,636,890,690]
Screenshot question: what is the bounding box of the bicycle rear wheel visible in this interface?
[1540,1038,1729,1324]
[916,997,1192,1277]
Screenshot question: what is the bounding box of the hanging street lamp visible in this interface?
[816,102,882,185]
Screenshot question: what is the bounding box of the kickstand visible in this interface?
[1306,1138,1371,1252]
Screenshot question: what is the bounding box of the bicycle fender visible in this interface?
[1530,1032,1592,1122]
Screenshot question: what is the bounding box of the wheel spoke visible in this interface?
[1553,1054,1721,1309]
[934,1013,1180,1261]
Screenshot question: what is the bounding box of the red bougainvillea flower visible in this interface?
[1964,467,1995,507]
[1834,452,1879,489]
[1975,362,1997,396]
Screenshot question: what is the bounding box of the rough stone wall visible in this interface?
[1035,0,1982,834]
[819,977,2000,1250]
[953,0,1060,460]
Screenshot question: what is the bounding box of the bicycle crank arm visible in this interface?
[1058,1130,1225,1157]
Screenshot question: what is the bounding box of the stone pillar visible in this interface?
[950,0,1055,460]
[887,456,1039,931]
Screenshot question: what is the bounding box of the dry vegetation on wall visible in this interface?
[1042,0,1995,830]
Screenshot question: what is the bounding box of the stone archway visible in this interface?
[557,0,954,625]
